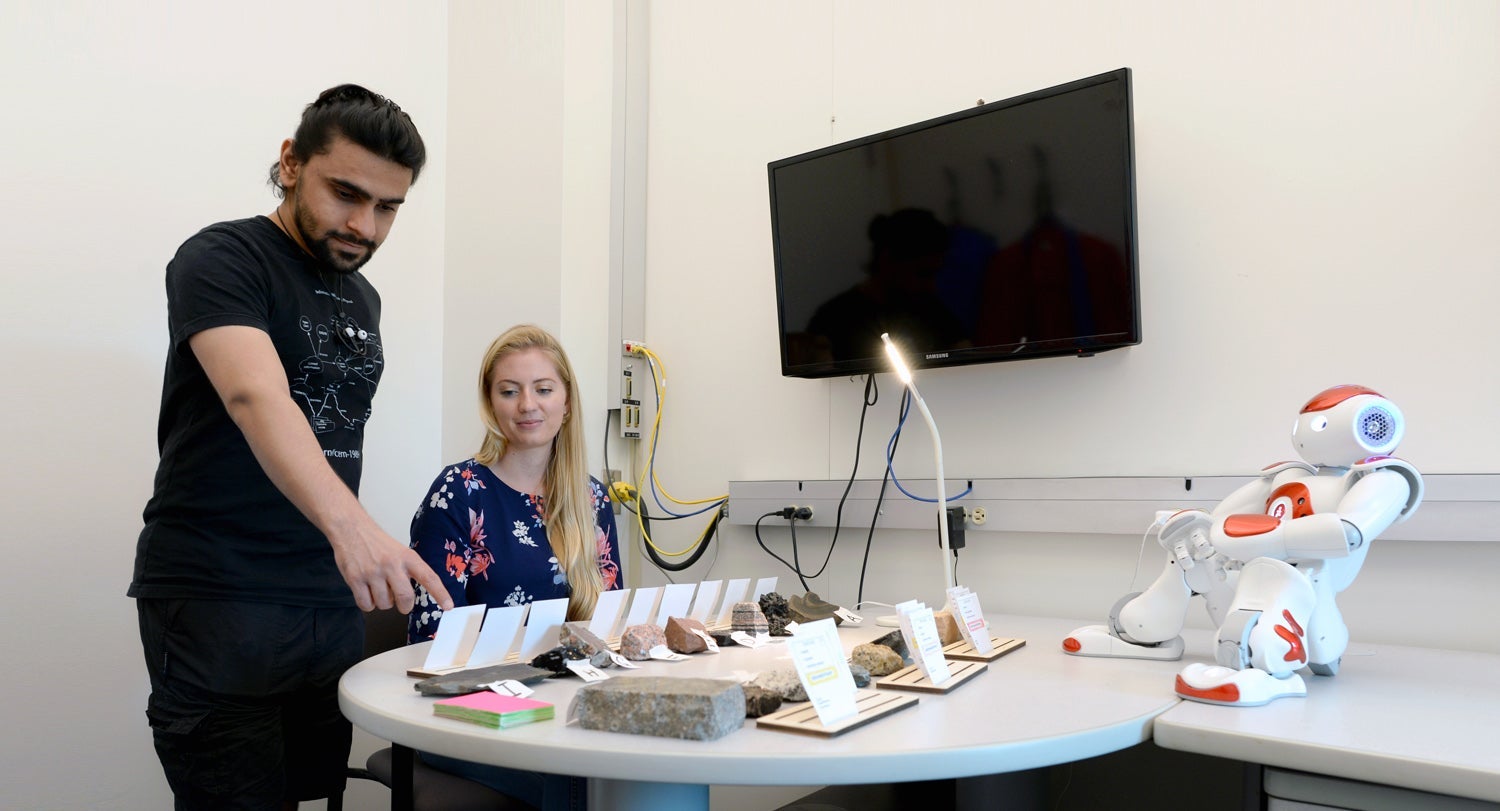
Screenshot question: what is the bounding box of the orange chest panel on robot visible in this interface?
[1265,482,1314,520]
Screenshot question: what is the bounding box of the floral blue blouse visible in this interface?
[407,459,622,643]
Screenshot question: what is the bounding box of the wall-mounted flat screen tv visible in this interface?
[769,68,1140,379]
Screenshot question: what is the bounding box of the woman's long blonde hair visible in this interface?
[474,325,604,620]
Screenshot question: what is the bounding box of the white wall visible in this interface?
[0,2,448,808]
[630,1,1500,653]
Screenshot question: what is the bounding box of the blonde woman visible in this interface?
[409,324,621,642]
[406,324,619,809]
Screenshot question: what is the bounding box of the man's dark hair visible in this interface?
[268,83,427,197]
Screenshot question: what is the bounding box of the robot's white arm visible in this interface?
[1206,469,1412,562]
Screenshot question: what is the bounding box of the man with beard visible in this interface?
[130,84,452,810]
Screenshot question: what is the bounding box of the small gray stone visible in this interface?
[851,643,904,676]
[575,677,745,741]
[750,668,808,702]
[849,663,871,688]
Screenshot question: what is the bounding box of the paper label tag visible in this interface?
[834,607,862,625]
[949,587,993,654]
[564,659,610,682]
[783,620,800,635]
[897,602,952,686]
[606,651,640,669]
[483,679,534,698]
[787,618,858,725]
[647,644,687,661]
[731,631,767,648]
[690,628,721,652]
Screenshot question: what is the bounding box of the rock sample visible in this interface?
[851,643,903,677]
[574,677,745,741]
[933,609,964,645]
[743,684,783,718]
[665,616,710,654]
[619,623,666,660]
[750,668,808,702]
[787,591,843,626]
[730,602,769,635]
[758,592,793,636]
[849,663,871,688]
[412,663,553,697]
[873,629,912,663]
[559,621,611,657]
[530,645,588,674]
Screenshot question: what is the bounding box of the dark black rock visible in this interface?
[873,629,912,663]
[759,591,793,636]
[530,644,589,674]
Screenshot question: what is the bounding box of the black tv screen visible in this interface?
[769,68,1140,379]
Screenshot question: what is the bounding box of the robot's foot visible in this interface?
[1062,625,1184,660]
[1174,662,1307,707]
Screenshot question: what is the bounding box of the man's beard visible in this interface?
[293,198,378,274]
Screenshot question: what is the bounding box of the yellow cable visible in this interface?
[637,347,727,505]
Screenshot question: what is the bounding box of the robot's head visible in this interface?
[1291,385,1404,467]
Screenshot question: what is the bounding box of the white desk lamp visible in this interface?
[876,333,957,626]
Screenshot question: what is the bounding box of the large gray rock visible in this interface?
[574,677,745,741]
[750,668,808,702]
[851,643,903,677]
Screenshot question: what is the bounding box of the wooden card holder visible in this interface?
[874,659,987,694]
[755,689,918,738]
[942,636,1027,662]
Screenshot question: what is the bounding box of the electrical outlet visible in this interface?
[968,506,988,526]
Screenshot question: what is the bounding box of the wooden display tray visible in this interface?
[942,636,1027,662]
[874,660,988,693]
[406,651,525,679]
[756,689,919,738]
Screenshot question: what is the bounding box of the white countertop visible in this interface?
[339,614,1195,787]
[1153,638,1500,803]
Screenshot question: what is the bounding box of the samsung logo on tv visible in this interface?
[925,352,949,360]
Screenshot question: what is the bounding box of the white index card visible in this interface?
[421,604,486,672]
[654,582,697,626]
[622,586,661,629]
[588,588,630,639]
[466,604,529,667]
[714,578,752,626]
[517,597,570,661]
[688,580,723,623]
[749,576,779,604]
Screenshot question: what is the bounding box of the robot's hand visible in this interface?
[1159,509,1215,568]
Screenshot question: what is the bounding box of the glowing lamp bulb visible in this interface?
[881,333,913,384]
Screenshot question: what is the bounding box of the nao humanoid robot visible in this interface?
[1063,385,1423,706]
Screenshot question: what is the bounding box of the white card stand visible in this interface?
[749,576,779,605]
[621,586,661,630]
[588,588,630,642]
[467,604,529,667]
[517,597,570,661]
[688,580,723,624]
[654,582,697,626]
[710,578,752,630]
[419,604,486,674]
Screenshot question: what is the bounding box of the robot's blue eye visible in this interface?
[1311,416,1328,432]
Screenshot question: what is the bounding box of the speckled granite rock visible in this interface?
[619,623,667,660]
[743,684,783,718]
[851,643,903,676]
[873,629,912,663]
[758,592,793,636]
[933,609,963,645]
[665,616,710,654]
[575,677,745,741]
[730,602,769,635]
[750,668,808,702]
[787,591,843,626]
[559,621,612,657]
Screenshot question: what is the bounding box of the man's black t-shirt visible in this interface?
[130,215,384,607]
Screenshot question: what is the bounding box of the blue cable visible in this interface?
[885,389,973,503]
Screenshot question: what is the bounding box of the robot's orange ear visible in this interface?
[1300,385,1382,414]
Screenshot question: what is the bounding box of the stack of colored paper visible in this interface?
[432,691,554,729]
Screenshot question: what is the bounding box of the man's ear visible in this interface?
[277,139,302,192]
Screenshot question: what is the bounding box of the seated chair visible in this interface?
[330,607,538,811]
